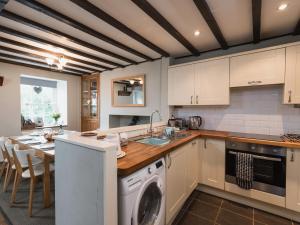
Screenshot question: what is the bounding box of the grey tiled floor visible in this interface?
[173,191,299,225]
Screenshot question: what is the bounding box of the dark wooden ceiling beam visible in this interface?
[70,0,169,57]
[132,0,199,56]
[294,19,300,35]
[0,10,137,65]
[252,0,262,43]
[0,52,86,74]
[0,25,119,69]
[0,58,82,76]
[0,45,97,73]
[0,36,109,70]
[15,0,153,61]
[193,0,228,49]
[0,0,9,12]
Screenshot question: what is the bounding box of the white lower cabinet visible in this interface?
[165,139,198,225]
[286,149,300,212]
[186,140,199,194]
[199,138,225,190]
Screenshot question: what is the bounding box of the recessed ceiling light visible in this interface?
[194,30,200,36]
[278,3,288,11]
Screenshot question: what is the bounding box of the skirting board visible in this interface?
[197,184,300,223]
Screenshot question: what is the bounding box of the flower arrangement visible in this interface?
[52,112,61,124]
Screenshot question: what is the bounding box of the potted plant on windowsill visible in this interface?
[52,112,61,125]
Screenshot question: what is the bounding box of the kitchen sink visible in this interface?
[136,137,170,146]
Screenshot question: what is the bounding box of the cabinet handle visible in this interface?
[204,139,207,149]
[288,90,292,103]
[196,95,199,104]
[248,81,254,85]
[168,154,172,169]
[190,96,193,104]
[255,81,262,84]
[291,150,295,162]
[192,141,196,146]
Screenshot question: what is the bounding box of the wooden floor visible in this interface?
[173,191,300,225]
[0,210,9,225]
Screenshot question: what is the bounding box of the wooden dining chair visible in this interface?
[0,147,6,180]
[2,146,14,192]
[10,149,43,204]
[11,149,54,216]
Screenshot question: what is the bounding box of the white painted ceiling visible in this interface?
[0,0,299,75]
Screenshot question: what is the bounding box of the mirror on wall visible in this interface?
[112,75,145,107]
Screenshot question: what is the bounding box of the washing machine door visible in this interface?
[132,175,164,225]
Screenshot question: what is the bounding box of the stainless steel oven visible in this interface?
[225,141,286,196]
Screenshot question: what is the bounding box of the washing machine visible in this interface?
[118,158,166,225]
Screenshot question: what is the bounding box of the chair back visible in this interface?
[0,137,7,162]
[15,149,36,167]
[11,149,23,175]
[5,143,14,157]
[26,154,35,178]
[2,146,13,167]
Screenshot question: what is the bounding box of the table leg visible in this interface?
[43,155,51,208]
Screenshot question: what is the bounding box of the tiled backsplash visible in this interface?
[172,86,300,135]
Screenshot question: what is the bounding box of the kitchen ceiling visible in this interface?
[0,0,299,76]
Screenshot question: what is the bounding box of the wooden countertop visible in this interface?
[117,129,300,177]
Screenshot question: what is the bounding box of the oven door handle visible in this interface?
[228,151,282,162]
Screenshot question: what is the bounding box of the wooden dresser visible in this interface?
[81,73,100,131]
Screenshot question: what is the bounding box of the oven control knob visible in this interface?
[148,167,152,174]
[251,146,255,150]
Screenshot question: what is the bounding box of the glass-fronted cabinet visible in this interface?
[81,74,100,131]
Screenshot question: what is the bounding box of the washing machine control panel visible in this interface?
[155,160,163,169]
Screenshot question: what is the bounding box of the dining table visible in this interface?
[9,135,55,208]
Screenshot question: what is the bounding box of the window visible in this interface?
[20,75,67,126]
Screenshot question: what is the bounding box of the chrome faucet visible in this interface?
[149,110,161,137]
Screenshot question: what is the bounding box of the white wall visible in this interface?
[100,58,169,129]
[173,86,300,135]
[0,62,81,136]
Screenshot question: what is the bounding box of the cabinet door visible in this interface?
[166,146,187,224]
[286,149,300,212]
[168,64,195,105]
[284,45,300,104]
[186,140,199,195]
[198,139,204,183]
[194,58,229,105]
[230,48,285,87]
[201,139,225,190]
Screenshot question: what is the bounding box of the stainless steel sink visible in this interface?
[136,137,170,146]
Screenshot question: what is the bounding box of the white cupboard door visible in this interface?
[194,58,230,105]
[286,149,300,212]
[166,147,187,224]
[230,48,285,87]
[201,139,225,190]
[198,139,204,184]
[284,45,300,104]
[186,140,199,195]
[168,64,195,105]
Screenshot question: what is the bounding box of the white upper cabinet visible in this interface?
[168,64,195,105]
[284,45,300,104]
[230,48,285,87]
[194,58,230,105]
[168,58,230,106]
